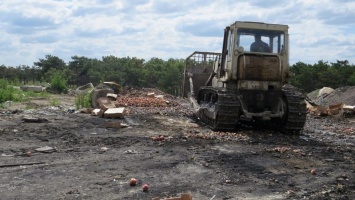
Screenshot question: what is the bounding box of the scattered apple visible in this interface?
[158,135,164,141]
[25,150,32,157]
[130,178,137,186]
[311,169,317,175]
[152,135,165,141]
[142,184,149,192]
[100,147,109,152]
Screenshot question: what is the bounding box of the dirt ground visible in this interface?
[0,91,354,200]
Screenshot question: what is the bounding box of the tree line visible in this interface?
[0,55,185,96]
[1,55,355,95]
[289,60,355,93]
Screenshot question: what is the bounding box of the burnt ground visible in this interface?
[0,93,354,200]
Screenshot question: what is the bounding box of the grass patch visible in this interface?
[0,79,22,103]
[25,104,36,110]
[24,91,50,99]
[1,79,53,106]
[49,97,61,106]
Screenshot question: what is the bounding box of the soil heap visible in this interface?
[313,86,355,106]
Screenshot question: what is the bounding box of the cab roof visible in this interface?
[230,21,289,32]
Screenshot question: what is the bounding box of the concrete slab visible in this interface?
[104,107,126,118]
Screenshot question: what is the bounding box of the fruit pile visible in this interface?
[151,135,165,141]
[115,96,170,107]
[113,89,194,116]
[272,146,291,153]
[183,130,249,141]
[130,106,193,116]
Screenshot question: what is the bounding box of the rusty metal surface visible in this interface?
[182,51,221,97]
[238,55,281,81]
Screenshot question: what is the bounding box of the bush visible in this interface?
[75,91,92,109]
[50,72,67,93]
[0,79,15,103]
[0,79,8,89]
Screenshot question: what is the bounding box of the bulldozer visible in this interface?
[182,21,307,133]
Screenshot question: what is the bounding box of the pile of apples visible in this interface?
[183,131,249,141]
[115,97,168,107]
[273,146,292,153]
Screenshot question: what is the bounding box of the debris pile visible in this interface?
[307,103,355,116]
[115,88,193,116]
[307,86,355,116]
[77,84,194,119]
[88,96,128,119]
[116,88,180,107]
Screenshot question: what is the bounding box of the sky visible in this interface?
[1,0,355,67]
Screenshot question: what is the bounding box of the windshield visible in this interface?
[236,29,285,53]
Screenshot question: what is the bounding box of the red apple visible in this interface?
[311,169,317,175]
[130,178,137,186]
[159,135,165,141]
[142,184,149,192]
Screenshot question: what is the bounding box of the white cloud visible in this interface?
[0,0,355,67]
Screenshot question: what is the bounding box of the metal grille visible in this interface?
[182,51,221,97]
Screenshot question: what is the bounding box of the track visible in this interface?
[197,85,307,133]
[197,87,240,131]
[281,85,308,133]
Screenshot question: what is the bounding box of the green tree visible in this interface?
[289,62,317,92]
[68,56,90,75]
[121,57,145,87]
[349,72,355,85]
[142,58,165,88]
[86,58,103,86]
[290,60,355,92]
[34,55,66,80]
[49,70,68,93]
[157,58,185,95]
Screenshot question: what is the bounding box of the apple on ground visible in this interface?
[130,178,137,186]
[142,184,149,192]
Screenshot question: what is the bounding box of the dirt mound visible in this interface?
[315,86,355,106]
[307,89,320,100]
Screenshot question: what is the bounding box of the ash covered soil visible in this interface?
[0,88,354,200]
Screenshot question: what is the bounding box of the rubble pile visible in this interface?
[82,85,194,118]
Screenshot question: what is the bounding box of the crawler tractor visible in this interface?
[183,21,307,133]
